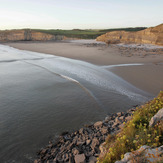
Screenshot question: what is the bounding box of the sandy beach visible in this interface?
[5,40,163,95]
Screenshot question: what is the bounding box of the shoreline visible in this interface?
[4,41,163,95]
[35,107,137,163]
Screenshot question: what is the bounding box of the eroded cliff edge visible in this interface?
[96,24,163,46]
[0,29,64,42]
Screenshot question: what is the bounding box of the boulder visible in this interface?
[149,108,163,127]
[74,154,86,163]
[94,121,103,128]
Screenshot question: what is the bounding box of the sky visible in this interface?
[0,0,163,30]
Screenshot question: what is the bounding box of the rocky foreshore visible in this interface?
[35,107,137,163]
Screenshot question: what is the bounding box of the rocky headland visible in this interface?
[0,29,64,42]
[96,24,163,46]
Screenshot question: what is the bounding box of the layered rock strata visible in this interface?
[0,29,64,42]
[96,24,163,46]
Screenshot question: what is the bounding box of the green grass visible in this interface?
[98,91,163,163]
[33,27,147,39]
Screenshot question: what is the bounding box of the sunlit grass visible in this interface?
[98,91,163,163]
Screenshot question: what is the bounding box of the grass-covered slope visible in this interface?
[98,91,163,163]
[33,27,146,39]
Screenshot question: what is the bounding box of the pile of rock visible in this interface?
[35,108,136,163]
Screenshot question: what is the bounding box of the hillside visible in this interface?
[96,24,163,46]
[34,27,146,39]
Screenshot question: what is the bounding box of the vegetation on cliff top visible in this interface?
[98,91,163,163]
[34,27,146,39]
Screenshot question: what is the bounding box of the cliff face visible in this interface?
[96,24,163,46]
[0,29,64,42]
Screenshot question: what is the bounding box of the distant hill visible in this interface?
[96,24,163,46]
[34,27,146,39]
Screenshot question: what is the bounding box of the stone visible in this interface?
[100,128,108,135]
[72,148,79,155]
[79,128,84,135]
[117,112,122,117]
[74,154,86,163]
[62,153,69,162]
[94,121,103,128]
[40,149,47,155]
[90,138,99,150]
[86,139,91,145]
[67,143,74,150]
[119,116,125,120]
[76,141,85,146]
[115,117,122,123]
[125,116,132,122]
[69,154,75,163]
[149,108,163,127]
[112,122,119,128]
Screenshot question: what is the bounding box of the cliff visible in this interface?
[96,24,163,46]
[0,29,64,42]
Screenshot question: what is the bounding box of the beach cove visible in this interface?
[0,40,163,162]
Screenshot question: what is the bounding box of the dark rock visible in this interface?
[40,149,47,155]
[69,154,75,163]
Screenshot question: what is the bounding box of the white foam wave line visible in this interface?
[101,63,144,69]
[22,60,103,110]
[32,58,149,102]
[61,75,105,109]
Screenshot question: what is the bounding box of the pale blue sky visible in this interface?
[0,0,162,29]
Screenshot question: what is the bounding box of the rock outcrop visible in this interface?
[149,108,163,127]
[96,24,163,46]
[115,145,163,163]
[0,29,64,42]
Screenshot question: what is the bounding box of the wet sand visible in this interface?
[110,64,163,95]
[4,41,163,95]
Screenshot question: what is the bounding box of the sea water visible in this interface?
[0,44,152,162]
